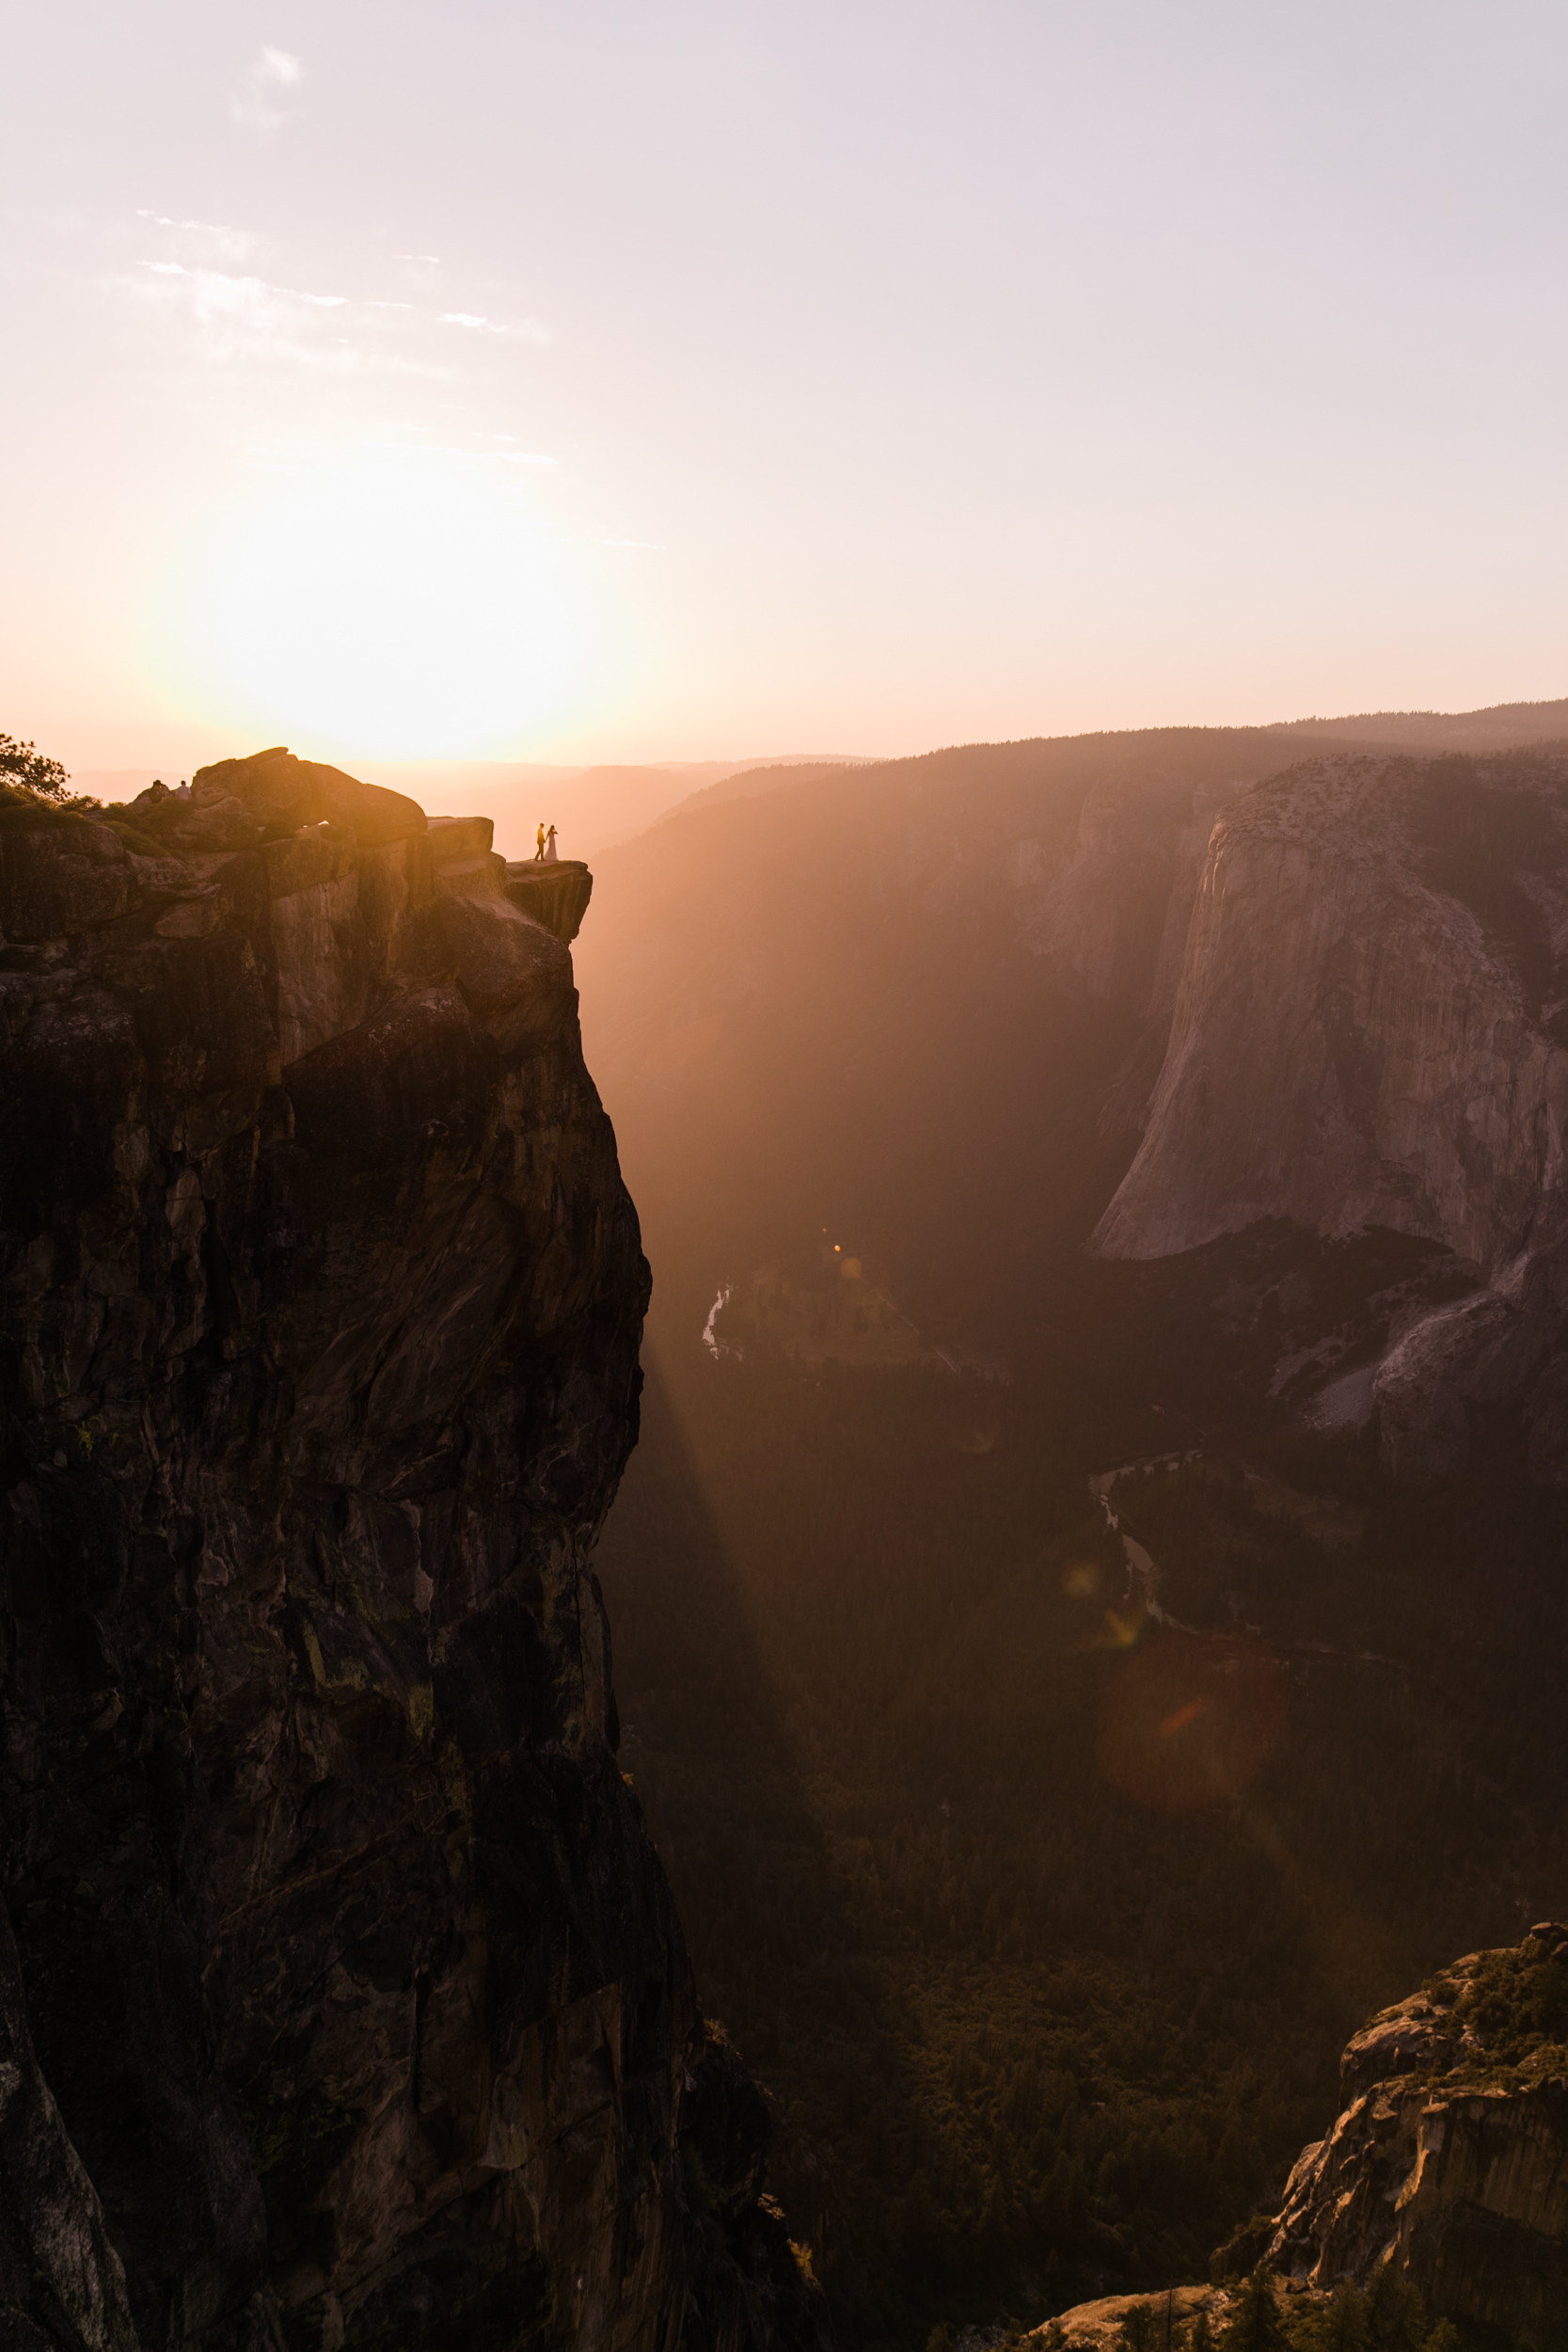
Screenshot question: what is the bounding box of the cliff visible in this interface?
[503,860,594,947]
[0,750,823,2352]
[1091,749,1568,1477]
[1266,1924,1568,2344]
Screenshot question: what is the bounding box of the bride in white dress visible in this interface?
[544,824,560,862]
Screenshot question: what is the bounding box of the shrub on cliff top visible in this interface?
[1417,1931,1568,2091]
[1452,1936,1568,2069]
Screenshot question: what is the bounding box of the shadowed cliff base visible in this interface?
[594,1351,923,2344]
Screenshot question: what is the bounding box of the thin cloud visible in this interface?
[129,260,423,382]
[135,208,258,262]
[141,260,346,310]
[138,209,238,234]
[394,253,440,265]
[233,46,303,133]
[438,310,553,346]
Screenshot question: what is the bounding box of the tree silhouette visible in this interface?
[0,735,69,798]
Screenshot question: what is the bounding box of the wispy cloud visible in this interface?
[232,46,303,134]
[131,259,421,379]
[394,253,440,265]
[138,209,236,234]
[125,217,553,386]
[135,207,258,263]
[439,310,553,345]
[143,260,347,310]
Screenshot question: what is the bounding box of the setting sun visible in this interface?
[159,452,615,758]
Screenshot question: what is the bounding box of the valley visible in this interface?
[583,707,1568,2344]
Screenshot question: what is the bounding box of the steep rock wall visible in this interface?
[1267,1924,1568,2344]
[0,753,819,2352]
[1091,750,1568,1475]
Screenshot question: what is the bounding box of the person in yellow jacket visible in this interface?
[534,822,546,861]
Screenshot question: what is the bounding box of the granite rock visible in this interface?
[1267,1925,1568,2344]
[0,752,826,2352]
[1091,750,1568,1477]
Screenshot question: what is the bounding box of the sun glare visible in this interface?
[159,453,619,759]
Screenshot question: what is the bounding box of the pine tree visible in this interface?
[1363,2267,1430,2352]
[1220,2268,1288,2352]
[1118,2302,1157,2352]
[1290,2282,1369,2352]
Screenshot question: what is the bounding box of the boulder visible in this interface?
[189,747,425,847]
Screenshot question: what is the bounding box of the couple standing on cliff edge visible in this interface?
[534,823,560,863]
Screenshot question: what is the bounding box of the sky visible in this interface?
[4,0,1567,773]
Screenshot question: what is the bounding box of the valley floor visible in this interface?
[595,1292,1568,2348]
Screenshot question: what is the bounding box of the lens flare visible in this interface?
[1100,1637,1284,1810]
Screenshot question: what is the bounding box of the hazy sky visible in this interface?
[5,2,1567,771]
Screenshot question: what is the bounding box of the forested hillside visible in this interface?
[596,1321,1568,2340]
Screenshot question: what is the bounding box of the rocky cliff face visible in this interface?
[1267,1924,1568,2344]
[0,751,822,2352]
[1092,748,1568,1477]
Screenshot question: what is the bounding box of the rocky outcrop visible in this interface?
[0,752,824,2351]
[1267,1924,1568,2344]
[504,862,594,948]
[1091,749,1568,1476]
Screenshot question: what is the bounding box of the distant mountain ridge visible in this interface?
[1265,693,1568,745]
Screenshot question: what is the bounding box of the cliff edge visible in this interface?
[1265,1924,1568,2344]
[0,750,822,2351]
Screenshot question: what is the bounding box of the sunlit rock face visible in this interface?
[1268,1925,1568,2344]
[1091,749,1568,1477]
[0,752,820,2351]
